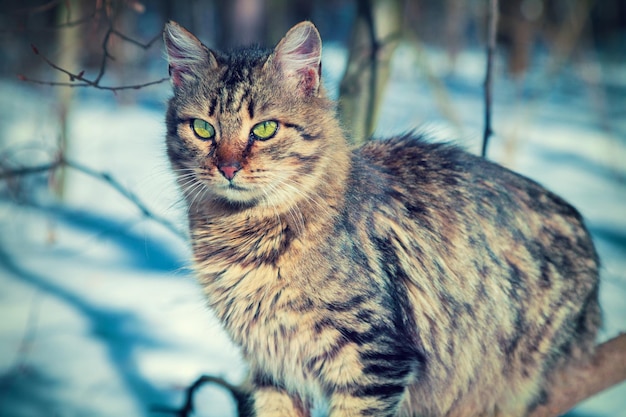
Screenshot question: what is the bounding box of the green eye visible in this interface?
[191,119,215,140]
[251,120,278,141]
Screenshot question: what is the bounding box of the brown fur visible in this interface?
[163,21,601,417]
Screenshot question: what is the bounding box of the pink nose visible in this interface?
[218,163,241,180]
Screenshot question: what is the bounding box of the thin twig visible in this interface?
[0,158,186,240]
[151,375,251,417]
[20,38,168,91]
[481,0,499,158]
[112,29,162,49]
[18,12,167,92]
[18,75,169,91]
[94,27,115,84]
[19,42,168,91]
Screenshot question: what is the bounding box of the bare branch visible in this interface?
[12,1,166,92]
[21,23,168,92]
[481,0,499,158]
[93,27,115,84]
[0,158,186,240]
[18,74,169,91]
[151,375,251,417]
[530,333,626,417]
[19,39,167,91]
[112,29,162,50]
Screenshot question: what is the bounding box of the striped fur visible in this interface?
[164,21,601,417]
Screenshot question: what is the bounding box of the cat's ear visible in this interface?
[163,21,217,88]
[270,21,322,97]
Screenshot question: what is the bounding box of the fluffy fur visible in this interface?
[163,21,601,417]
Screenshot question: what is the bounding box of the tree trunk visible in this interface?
[338,0,402,145]
[53,0,81,200]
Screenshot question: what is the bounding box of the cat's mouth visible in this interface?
[215,180,258,202]
[226,183,247,191]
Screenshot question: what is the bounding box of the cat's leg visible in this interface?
[252,386,310,417]
[327,387,406,417]
[322,348,412,417]
[316,332,417,417]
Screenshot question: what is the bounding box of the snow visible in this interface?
[1,42,625,417]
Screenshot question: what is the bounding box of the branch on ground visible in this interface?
[151,375,252,417]
[161,335,626,417]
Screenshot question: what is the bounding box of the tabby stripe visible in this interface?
[361,405,396,417]
[305,337,350,373]
[243,300,261,324]
[287,152,320,164]
[353,382,406,399]
[355,309,377,322]
[324,294,367,312]
[217,91,228,117]
[269,289,282,309]
[370,234,422,338]
[252,371,285,390]
[360,350,413,362]
[208,96,218,116]
[224,88,236,111]
[314,316,340,334]
[283,122,319,141]
[337,326,378,345]
[362,363,412,380]
[247,97,255,119]
[234,87,251,113]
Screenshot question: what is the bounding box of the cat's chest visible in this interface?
[197,257,331,397]
[245,292,325,395]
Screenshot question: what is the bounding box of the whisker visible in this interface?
[265,180,305,236]
[268,173,334,220]
[260,186,284,237]
[184,178,210,212]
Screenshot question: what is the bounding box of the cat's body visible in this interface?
[164,21,600,417]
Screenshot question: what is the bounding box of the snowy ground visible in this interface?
[0,42,625,417]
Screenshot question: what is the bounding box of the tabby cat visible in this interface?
[163,20,601,417]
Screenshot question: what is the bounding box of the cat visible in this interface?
[163,20,601,417]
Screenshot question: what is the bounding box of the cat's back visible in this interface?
[347,134,600,415]
[351,133,599,292]
[353,134,595,253]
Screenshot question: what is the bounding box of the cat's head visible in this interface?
[164,21,348,210]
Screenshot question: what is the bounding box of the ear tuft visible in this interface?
[163,21,216,87]
[273,21,322,96]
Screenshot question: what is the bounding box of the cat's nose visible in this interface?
[218,162,241,180]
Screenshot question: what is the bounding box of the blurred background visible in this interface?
[0,1,625,416]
